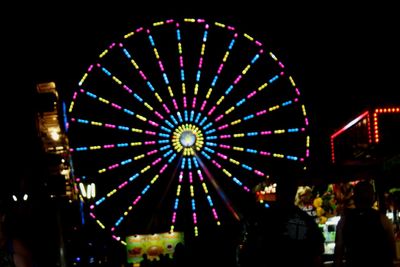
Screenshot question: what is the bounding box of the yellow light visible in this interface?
[144,102,154,111]
[136,114,147,121]
[225,107,234,114]
[244,33,253,41]
[258,83,268,91]
[242,65,251,75]
[112,77,122,84]
[130,59,139,69]
[98,97,109,104]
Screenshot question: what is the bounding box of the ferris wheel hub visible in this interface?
[179,130,196,147]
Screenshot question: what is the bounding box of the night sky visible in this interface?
[3,4,399,186]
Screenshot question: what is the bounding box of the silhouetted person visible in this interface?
[172,242,187,267]
[334,180,396,267]
[0,198,33,267]
[237,179,325,267]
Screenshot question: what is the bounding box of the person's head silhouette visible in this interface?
[353,180,375,209]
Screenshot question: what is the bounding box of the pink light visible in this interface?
[80,89,85,93]
[154,111,164,119]
[261,131,272,135]
[111,103,122,110]
[198,58,203,68]
[192,97,196,108]
[227,26,235,31]
[255,40,262,46]
[160,164,168,174]
[108,164,119,170]
[73,92,78,99]
[260,151,271,156]
[145,131,156,135]
[217,63,224,74]
[247,91,256,99]
[104,144,115,148]
[90,213,96,218]
[215,115,224,122]
[136,27,143,32]
[201,100,207,111]
[254,170,264,176]
[278,62,284,68]
[211,160,221,168]
[197,171,204,181]
[105,124,116,128]
[295,88,300,95]
[133,196,141,205]
[163,104,171,113]
[256,110,267,116]
[189,172,193,183]
[234,75,242,84]
[173,99,179,110]
[182,96,187,108]
[166,19,174,24]
[220,134,231,139]
[145,141,156,145]
[219,144,231,149]
[193,213,197,224]
[151,158,161,165]
[212,209,219,220]
[118,181,128,189]
[148,120,159,127]
[171,212,176,223]
[243,186,250,192]
[88,64,94,72]
[123,85,132,93]
[208,106,216,116]
[109,42,116,49]
[218,124,228,130]
[158,61,165,72]
[197,19,205,23]
[139,71,147,80]
[179,56,183,67]
[147,150,158,155]
[217,153,227,160]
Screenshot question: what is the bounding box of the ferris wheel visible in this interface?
[67,17,310,245]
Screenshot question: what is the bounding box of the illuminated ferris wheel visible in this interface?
[67,17,310,245]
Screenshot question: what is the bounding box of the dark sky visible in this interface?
[3,3,399,181]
